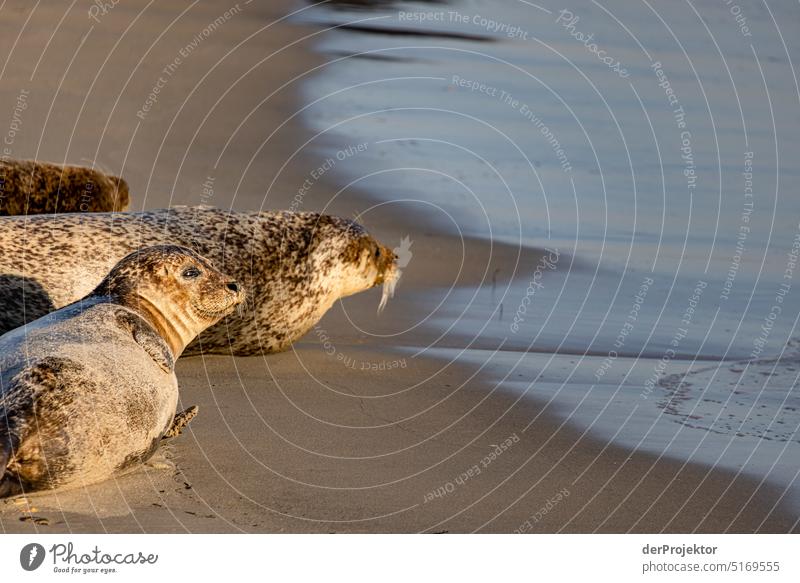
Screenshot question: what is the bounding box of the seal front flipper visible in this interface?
[0,474,25,499]
[162,406,199,439]
[133,327,175,373]
[0,400,33,498]
[114,309,174,373]
[0,442,24,498]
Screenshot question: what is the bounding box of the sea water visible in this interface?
[295,0,800,504]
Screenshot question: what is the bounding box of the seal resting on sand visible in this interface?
[0,206,398,356]
[0,159,129,215]
[0,245,244,498]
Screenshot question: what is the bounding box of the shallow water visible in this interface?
[296,0,800,500]
[427,347,800,501]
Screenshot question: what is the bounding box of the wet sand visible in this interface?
[0,0,798,532]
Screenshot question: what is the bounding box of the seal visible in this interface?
[0,245,244,497]
[0,158,129,215]
[0,206,398,356]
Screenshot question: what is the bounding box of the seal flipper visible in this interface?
[133,326,175,373]
[162,406,199,439]
[0,475,25,498]
[0,441,25,499]
[114,309,174,373]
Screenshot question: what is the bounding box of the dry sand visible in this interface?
[0,0,797,533]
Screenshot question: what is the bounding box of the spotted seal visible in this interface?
[0,206,398,356]
[0,159,129,215]
[0,245,244,497]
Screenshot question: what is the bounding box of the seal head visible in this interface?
[305,214,398,305]
[90,244,244,357]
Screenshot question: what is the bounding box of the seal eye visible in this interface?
[182,266,202,279]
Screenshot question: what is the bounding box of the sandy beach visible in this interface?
[1,0,798,533]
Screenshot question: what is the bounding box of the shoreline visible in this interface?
[3,346,797,533]
[0,0,797,533]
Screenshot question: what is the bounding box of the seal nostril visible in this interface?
[227,282,240,293]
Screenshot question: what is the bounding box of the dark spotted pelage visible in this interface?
[0,206,397,356]
[0,245,243,497]
[0,159,129,215]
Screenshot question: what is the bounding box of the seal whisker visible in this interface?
[378,269,399,313]
[235,298,248,318]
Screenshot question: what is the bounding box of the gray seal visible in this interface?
[0,206,398,356]
[0,245,243,497]
[0,158,129,215]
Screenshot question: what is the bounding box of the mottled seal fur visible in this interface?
[0,206,397,356]
[0,245,243,497]
[0,159,129,215]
